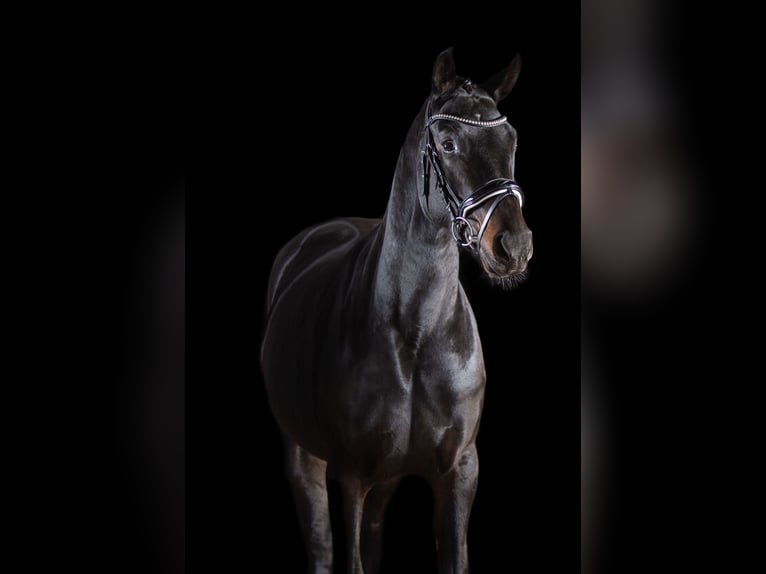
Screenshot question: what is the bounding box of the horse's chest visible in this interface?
[336,346,485,474]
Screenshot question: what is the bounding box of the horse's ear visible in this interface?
[482,53,521,103]
[432,47,459,96]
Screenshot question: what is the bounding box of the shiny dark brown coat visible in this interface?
[261,48,532,574]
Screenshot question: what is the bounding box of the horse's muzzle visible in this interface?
[486,227,533,276]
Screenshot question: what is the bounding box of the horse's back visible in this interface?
[266,217,379,313]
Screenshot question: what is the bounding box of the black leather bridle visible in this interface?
[422,103,524,248]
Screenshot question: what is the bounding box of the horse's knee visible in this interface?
[450,445,479,489]
[457,445,478,475]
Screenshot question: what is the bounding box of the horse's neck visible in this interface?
[374,119,461,333]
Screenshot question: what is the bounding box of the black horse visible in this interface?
[261,48,533,574]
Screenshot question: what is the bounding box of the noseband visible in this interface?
[422,105,524,248]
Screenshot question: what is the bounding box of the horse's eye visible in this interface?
[442,140,456,153]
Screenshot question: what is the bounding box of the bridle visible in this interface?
[422,102,524,249]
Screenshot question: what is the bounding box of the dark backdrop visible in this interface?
[190,8,580,574]
[17,5,753,573]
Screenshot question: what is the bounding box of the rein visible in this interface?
[422,104,524,248]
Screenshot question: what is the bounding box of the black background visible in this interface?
[40,7,580,574]
[189,8,580,574]
[10,4,759,573]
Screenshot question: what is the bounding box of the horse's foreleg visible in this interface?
[431,443,479,574]
[361,478,399,574]
[341,477,370,574]
[285,440,333,574]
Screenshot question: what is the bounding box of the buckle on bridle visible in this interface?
[451,216,475,247]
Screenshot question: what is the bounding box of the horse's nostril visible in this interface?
[493,232,513,262]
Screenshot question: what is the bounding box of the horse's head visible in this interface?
[422,48,533,285]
